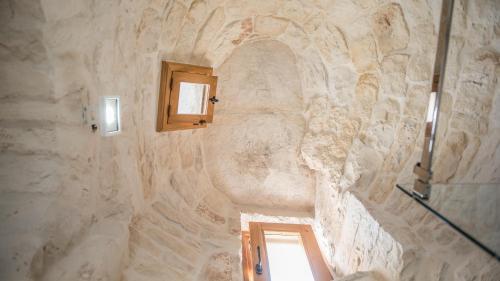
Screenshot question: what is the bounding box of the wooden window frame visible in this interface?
[242,223,332,281]
[168,71,217,124]
[156,61,218,132]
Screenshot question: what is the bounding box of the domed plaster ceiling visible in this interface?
[203,40,315,211]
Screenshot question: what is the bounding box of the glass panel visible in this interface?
[396,183,500,260]
[264,232,315,281]
[177,82,209,115]
[104,97,120,133]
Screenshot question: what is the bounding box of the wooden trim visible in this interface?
[242,232,253,281]
[156,61,170,131]
[249,222,272,281]
[160,122,207,131]
[243,222,332,281]
[298,225,332,281]
[156,61,214,132]
[205,75,217,123]
[259,223,305,233]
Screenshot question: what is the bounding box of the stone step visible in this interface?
[151,200,201,235]
[131,214,202,262]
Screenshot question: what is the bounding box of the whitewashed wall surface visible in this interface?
[1,0,499,280]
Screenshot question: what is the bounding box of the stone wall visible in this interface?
[1,0,499,281]
[1,0,242,280]
[308,0,500,280]
[1,1,134,280]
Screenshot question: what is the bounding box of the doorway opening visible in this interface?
[242,223,332,281]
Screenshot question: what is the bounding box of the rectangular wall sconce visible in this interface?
[99,96,121,136]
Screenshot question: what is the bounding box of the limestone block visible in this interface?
[367,173,397,204]
[277,22,310,51]
[328,65,357,106]
[453,136,481,181]
[302,105,359,180]
[192,7,225,61]
[407,53,432,82]
[159,1,187,53]
[372,98,401,127]
[444,36,465,90]
[454,249,500,281]
[173,1,211,61]
[406,22,434,57]
[382,118,420,174]
[349,34,379,73]
[200,252,240,281]
[277,0,315,24]
[142,223,201,262]
[352,0,383,10]
[325,0,364,27]
[298,47,330,93]
[195,202,226,225]
[327,191,403,280]
[372,4,409,55]
[433,131,468,182]
[337,271,386,281]
[224,0,283,20]
[169,171,198,206]
[152,201,200,234]
[380,54,409,98]
[450,50,497,135]
[206,18,252,64]
[254,16,289,37]
[137,8,161,53]
[404,85,429,121]
[314,23,350,65]
[352,73,379,121]
[359,123,395,155]
[341,140,383,191]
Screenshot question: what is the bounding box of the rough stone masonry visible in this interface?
[0,0,498,280]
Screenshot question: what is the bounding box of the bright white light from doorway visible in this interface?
[265,232,315,281]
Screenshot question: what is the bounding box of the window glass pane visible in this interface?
[264,232,315,281]
[177,82,209,115]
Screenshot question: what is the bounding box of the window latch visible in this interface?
[209,96,219,104]
[255,246,263,275]
[194,120,207,126]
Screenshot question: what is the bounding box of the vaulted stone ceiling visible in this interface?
[204,40,314,210]
[1,0,499,280]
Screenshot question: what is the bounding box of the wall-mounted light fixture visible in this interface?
[99,96,121,136]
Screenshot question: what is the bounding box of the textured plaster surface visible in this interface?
[205,40,315,211]
[1,0,499,281]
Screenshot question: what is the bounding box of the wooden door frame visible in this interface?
[243,223,332,281]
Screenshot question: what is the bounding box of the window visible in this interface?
[156,61,218,132]
[242,223,332,281]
